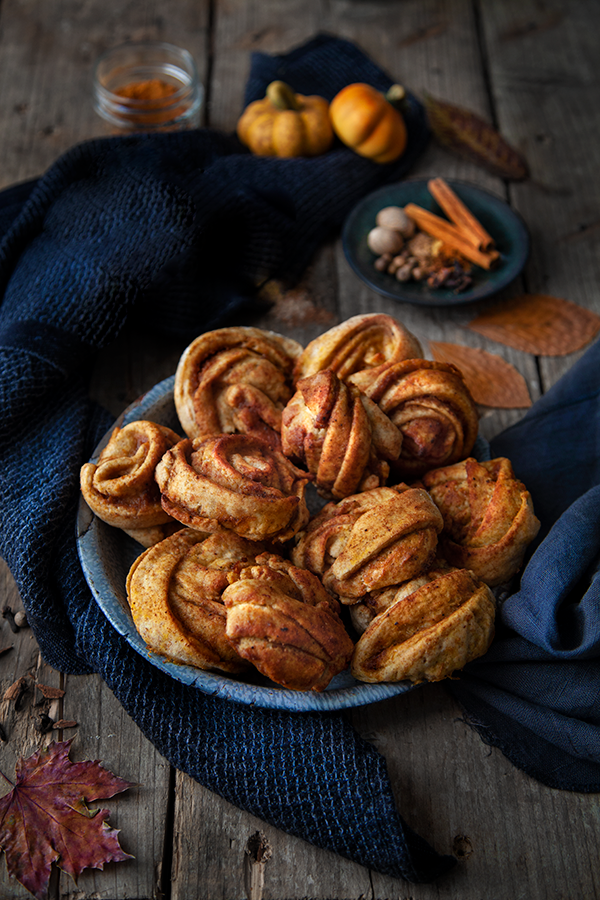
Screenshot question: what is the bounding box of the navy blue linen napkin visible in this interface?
[0,35,459,883]
[449,339,600,791]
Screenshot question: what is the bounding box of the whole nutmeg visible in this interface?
[375,206,416,238]
[367,225,404,256]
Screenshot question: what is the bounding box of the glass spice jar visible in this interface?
[93,41,204,133]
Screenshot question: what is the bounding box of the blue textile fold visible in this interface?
[0,34,459,884]
[449,340,600,791]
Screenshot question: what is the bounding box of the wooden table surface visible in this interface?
[1,1,599,898]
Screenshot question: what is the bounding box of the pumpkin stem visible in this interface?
[266,80,301,111]
[386,84,408,113]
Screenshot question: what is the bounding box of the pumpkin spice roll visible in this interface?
[126,529,262,673]
[422,456,541,587]
[155,433,311,543]
[80,419,182,547]
[174,326,303,449]
[281,368,402,500]
[351,566,496,685]
[292,484,443,601]
[293,313,423,384]
[223,553,353,692]
[349,358,479,479]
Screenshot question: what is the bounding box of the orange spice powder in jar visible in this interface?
[93,42,204,133]
[113,78,185,127]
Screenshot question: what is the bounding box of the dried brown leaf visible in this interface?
[3,676,28,701]
[423,93,529,180]
[36,684,66,700]
[52,719,78,730]
[429,341,532,408]
[467,293,600,356]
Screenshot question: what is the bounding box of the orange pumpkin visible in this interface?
[329,83,407,164]
[237,81,334,158]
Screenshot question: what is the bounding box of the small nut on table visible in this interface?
[367,225,404,256]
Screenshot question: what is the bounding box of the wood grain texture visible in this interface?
[0,0,599,897]
[480,0,600,391]
[0,0,211,188]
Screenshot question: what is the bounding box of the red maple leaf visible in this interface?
[0,738,133,899]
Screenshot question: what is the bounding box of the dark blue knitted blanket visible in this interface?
[0,32,598,888]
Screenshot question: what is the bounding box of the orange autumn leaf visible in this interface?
[429,341,532,408]
[467,293,600,356]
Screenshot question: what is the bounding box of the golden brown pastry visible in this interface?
[348,572,436,636]
[293,313,423,384]
[422,457,541,587]
[349,358,479,479]
[281,369,402,499]
[351,566,495,684]
[291,485,443,601]
[223,552,354,691]
[155,433,311,543]
[174,326,303,448]
[80,420,182,547]
[126,529,264,673]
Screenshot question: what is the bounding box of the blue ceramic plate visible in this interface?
[76,376,418,712]
[342,178,530,306]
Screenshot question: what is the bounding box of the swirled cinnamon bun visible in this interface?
[174,326,303,448]
[422,457,541,587]
[348,571,437,636]
[291,485,443,601]
[126,529,263,672]
[281,369,402,499]
[223,552,353,691]
[80,420,182,547]
[293,313,423,384]
[349,359,479,479]
[351,566,495,684]
[155,433,311,543]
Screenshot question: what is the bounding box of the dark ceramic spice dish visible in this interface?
[342,178,530,307]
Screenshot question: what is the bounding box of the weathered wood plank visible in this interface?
[480,0,600,392]
[0,0,211,189]
[59,673,172,900]
[169,1,542,898]
[0,2,209,898]
[330,0,540,445]
[1,0,599,897]
[0,562,57,899]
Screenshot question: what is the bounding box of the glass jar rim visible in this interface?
[93,40,200,107]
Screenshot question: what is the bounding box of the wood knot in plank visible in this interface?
[452,833,474,860]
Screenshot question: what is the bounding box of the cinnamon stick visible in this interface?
[403,203,500,270]
[428,177,495,251]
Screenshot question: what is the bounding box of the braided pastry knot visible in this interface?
[349,358,479,479]
[126,529,263,673]
[223,553,354,691]
[291,485,443,601]
[351,566,496,684]
[281,369,402,499]
[423,456,541,587]
[174,326,303,448]
[80,420,182,547]
[155,433,310,543]
[293,313,423,383]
